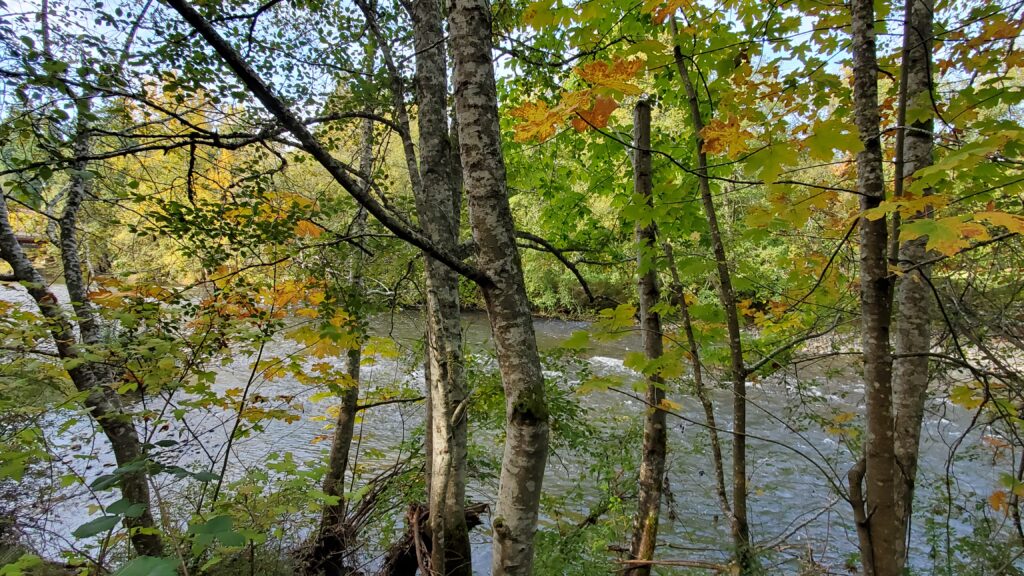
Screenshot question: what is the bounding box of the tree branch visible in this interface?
[357,396,425,412]
[162,0,491,287]
[514,230,595,303]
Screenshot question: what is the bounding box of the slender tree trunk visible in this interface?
[671,19,753,572]
[307,103,374,576]
[62,106,163,558]
[448,0,549,572]
[626,101,668,576]
[891,0,935,568]
[0,154,162,558]
[410,0,471,573]
[662,242,733,527]
[849,1,899,574]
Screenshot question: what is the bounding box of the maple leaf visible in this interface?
[989,490,1010,515]
[976,211,1024,234]
[641,0,692,24]
[509,100,562,143]
[294,219,323,238]
[658,398,682,411]
[571,95,619,132]
[575,58,645,95]
[701,116,752,159]
[510,91,591,142]
[901,216,991,257]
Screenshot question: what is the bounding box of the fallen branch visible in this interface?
[356,396,425,412]
[615,558,730,573]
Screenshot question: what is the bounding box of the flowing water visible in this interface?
[1,283,1012,574]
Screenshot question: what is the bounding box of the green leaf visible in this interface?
[107,499,146,518]
[0,554,42,576]
[192,514,233,535]
[190,470,220,482]
[560,330,590,350]
[72,515,120,538]
[114,556,179,576]
[577,375,623,394]
[950,384,983,410]
[746,141,799,184]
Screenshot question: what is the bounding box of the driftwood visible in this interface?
[377,503,487,576]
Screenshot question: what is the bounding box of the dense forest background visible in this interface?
[1,0,1023,574]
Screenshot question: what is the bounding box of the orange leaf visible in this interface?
[700,116,752,159]
[295,220,323,238]
[642,0,692,24]
[510,91,592,142]
[575,58,645,95]
[989,490,1010,514]
[572,95,619,132]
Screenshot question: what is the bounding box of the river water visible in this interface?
[1,283,1012,574]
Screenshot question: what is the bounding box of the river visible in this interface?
[1,282,1012,574]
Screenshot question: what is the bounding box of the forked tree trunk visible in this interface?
[891,0,935,568]
[0,127,162,558]
[662,242,733,528]
[671,19,753,572]
[626,101,668,576]
[448,0,550,572]
[848,1,899,574]
[410,0,472,572]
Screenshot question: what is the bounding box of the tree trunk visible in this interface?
[61,106,163,558]
[306,99,374,576]
[0,164,162,558]
[626,100,668,576]
[849,1,899,574]
[662,242,733,528]
[891,0,935,568]
[160,3,547,570]
[410,0,472,573]
[671,19,753,572]
[448,0,550,572]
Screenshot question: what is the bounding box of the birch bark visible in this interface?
[409,0,471,572]
[891,0,935,568]
[448,0,549,571]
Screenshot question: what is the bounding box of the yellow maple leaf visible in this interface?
[575,58,645,95]
[976,211,1024,234]
[700,116,752,159]
[642,0,692,24]
[509,100,561,142]
[658,398,682,411]
[989,490,1010,514]
[510,91,592,143]
[294,219,323,238]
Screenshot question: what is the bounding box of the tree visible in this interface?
[847,0,899,573]
[891,1,935,569]
[448,0,551,571]
[625,99,668,576]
